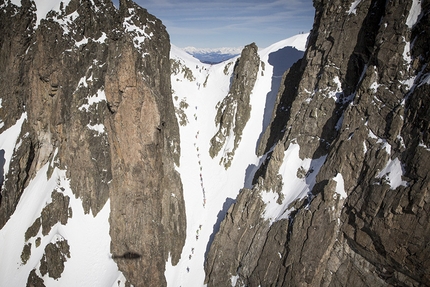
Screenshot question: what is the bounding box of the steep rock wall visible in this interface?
[0,0,185,286]
[205,0,430,286]
[209,43,260,168]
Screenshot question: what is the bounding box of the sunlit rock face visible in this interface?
[0,0,185,286]
[1,0,429,286]
[205,0,430,286]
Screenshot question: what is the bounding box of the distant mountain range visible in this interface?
[182,46,242,64]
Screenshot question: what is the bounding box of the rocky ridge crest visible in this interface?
[205,0,430,286]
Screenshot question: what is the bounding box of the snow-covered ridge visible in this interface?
[182,33,309,56]
[259,33,309,53]
[10,0,72,27]
[182,47,242,64]
[182,34,309,64]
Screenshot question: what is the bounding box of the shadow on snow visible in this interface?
[257,47,304,153]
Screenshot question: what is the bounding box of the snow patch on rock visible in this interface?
[406,0,422,28]
[333,173,347,199]
[376,158,408,189]
[0,112,27,178]
[261,143,326,224]
[348,0,362,15]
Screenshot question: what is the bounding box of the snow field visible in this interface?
[0,112,27,180]
[167,47,243,286]
[376,158,408,189]
[0,162,124,286]
[166,35,308,286]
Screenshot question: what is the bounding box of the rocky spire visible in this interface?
[209,43,260,168]
[0,0,185,286]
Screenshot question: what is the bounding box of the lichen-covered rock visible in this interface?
[21,243,32,264]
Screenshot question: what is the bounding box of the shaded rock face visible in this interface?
[0,0,35,229]
[210,43,260,168]
[0,0,185,286]
[205,0,430,286]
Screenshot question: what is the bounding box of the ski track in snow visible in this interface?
[166,34,309,286]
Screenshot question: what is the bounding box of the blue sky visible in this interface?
[116,0,314,49]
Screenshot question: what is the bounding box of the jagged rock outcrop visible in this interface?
[205,0,430,286]
[0,0,185,286]
[209,43,260,168]
[38,239,71,280]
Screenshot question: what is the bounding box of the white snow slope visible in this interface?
[165,34,308,286]
[0,2,308,283]
[0,162,125,286]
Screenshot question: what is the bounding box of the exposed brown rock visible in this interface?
[0,0,185,286]
[26,269,46,287]
[205,0,430,286]
[39,239,71,280]
[209,43,260,168]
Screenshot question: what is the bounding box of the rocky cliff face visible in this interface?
[205,0,430,286]
[0,0,185,286]
[209,43,260,168]
[2,0,429,286]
